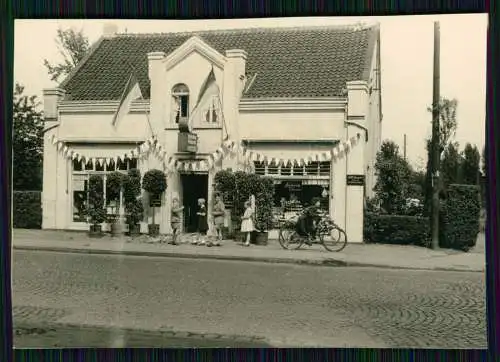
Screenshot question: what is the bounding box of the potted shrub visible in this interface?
[124,169,143,237]
[254,176,275,245]
[106,171,126,236]
[142,169,167,237]
[88,174,106,238]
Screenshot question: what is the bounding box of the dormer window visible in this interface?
[171,83,190,123]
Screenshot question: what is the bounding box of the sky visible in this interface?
[14,15,488,169]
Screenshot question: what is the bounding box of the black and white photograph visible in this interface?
[12,15,487,348]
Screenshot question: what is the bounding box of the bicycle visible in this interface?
[278,213,348,252]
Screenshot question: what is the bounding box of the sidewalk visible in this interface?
[12,229,486,273]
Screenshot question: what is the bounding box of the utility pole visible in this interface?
[431,21,441,250]
[403,134,407,161]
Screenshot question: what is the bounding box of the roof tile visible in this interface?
[61,24,378,101]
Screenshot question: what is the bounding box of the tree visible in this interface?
[373,140,412,214]
[43,27,90,83]
[424,97,459,216]
[427,97,458,154]
[441,142,462,187]
[481,145,487,176]
[461,143,481,185]
[13,83,44,190]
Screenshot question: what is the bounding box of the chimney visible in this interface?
[103,23,118,37]
[225,49,248,95]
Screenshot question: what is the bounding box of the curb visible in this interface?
[14,245,349,268]
[13,245,483,273]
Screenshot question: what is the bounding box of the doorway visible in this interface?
[181,173,209,232]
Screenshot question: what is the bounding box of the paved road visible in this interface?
[12,250,487,348]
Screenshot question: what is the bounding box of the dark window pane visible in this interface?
[107,160,116,172]
[117,159,127,171]
[95,160,105,172]
[281,163,292,176]
[85,160,93,171]
[73,159,83,171]
[180,95,189,117]
[129,158,138,170]
[319,161,330,176]
[253,162,265,175]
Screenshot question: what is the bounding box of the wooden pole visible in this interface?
[404,134,407,161]
[431,21,441,250]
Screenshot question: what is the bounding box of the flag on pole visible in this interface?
[188,66,222,133]
[111,73,143,126]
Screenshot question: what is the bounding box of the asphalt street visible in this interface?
[12,250,487,348]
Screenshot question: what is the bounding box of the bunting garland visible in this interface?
[48,132,362,174]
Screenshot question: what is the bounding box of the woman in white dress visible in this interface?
[240,200,254,247]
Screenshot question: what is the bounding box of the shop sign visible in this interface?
[178,132,198,153]
[346,174,365,186]
[150,193,162,207]
[284,181,302,191]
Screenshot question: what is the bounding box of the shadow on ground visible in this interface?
[14,324,273,348]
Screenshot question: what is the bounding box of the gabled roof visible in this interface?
[60,24,379,101]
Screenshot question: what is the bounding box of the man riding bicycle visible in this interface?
[295,197,322,245]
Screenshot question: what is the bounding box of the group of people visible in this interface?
[167,193,323,247]
[168,194,256,247]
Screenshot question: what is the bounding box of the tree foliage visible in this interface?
[441,142,462,187]
[43,27,90,83]
[373,140,413,214]
[427,97,458,154]
[461,143,481,185]
[13,83,44,191]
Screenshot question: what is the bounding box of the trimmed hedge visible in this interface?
[364,212,430,247]
[13,191,42,229]
[439,184,480,251]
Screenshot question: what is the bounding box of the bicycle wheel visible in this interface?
[320,225,348,252]
[279,228,303,250]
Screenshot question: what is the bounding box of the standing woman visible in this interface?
[194,198,209,246]
[212,193,225,246]
[240,200,255,247]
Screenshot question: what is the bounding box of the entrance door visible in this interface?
[181,173,209,232]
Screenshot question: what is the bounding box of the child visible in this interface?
[212,194,225,246]
[240,200,254,247]
[193,198,209,246]
[170,197,184,245]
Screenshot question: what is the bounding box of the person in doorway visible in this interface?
[193,198,209,246]
[212,193,225,246]
[296,197,322,245]
[241,200,255,247]
[170,197,184,245]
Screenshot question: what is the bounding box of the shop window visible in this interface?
[172,83,190,123]
[305,162,319,176]
[71,157,138,223]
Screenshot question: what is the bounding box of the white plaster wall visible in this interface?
[239,110,345,141]
[57,110,151,141]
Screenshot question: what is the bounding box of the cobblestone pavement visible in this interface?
[12,250,487,348]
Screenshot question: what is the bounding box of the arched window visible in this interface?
[171,83,189,123]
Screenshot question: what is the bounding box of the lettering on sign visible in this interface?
[178,132,198,153]
[346,174,365,186]
[284,181,302,191]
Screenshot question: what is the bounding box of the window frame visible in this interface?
[71,158,139,223]
[172,83,190,123]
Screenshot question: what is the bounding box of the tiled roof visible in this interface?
[60,24,379,101]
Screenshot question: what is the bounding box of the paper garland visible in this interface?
[49,133,362,173]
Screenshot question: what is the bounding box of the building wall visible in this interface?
[239,109,345,141]
[42,36,375,244]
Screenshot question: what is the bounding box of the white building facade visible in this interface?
[42,24,382,243]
